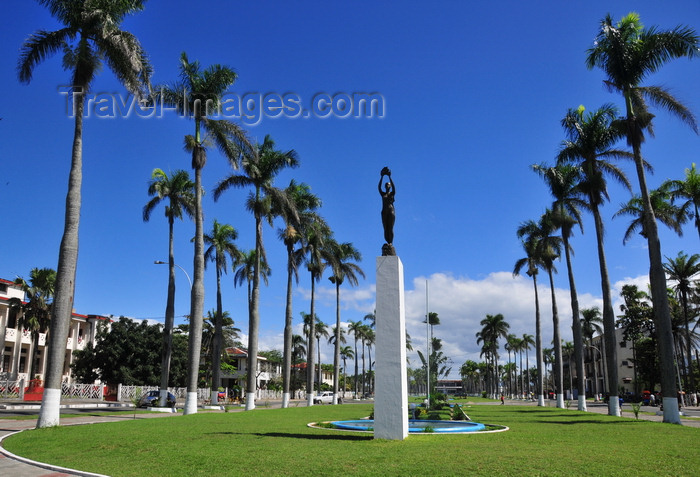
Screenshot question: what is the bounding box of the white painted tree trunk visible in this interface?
[184,392,198,415]
[245,392,255,411]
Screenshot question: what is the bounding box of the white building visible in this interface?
[0,278,106,384]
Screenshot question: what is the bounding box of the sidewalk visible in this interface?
[0,409,184,476]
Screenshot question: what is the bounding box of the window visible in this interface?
[0,283,7,294]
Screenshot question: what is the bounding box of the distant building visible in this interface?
[220,347,282,393]
[0,278,107,384]
[435,379,463,395]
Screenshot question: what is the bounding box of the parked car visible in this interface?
[313,391,338,404]
[138,390,176,408]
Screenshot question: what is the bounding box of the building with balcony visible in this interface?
[0,278,107,384]
[219,347,282,394]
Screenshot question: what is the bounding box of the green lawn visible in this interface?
[3,404,698,476]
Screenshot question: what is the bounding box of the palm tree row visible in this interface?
[19,1,365,423]
[516,13,698,423]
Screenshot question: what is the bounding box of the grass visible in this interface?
[3,404,699,476]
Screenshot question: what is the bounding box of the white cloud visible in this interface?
[257,270,650,379]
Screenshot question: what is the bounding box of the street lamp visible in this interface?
[154,260,192,289]
[588,344,605,399]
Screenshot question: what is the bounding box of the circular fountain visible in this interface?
[330,419,486,433]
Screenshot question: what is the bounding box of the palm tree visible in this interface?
[214,134,298,410]
[581,307,604,398]
[299,216,333,405]
[203,220,241,404]
[276,181,321,408]
[315,319,329,393]
[363,327,376,395]
[143,168,195,406]
[557,104,633,416]
[562,341,575,396]
[476,314,509,398]
[533,162,589,411]
[665,163,700,239]
[291,334,306,398]
[663,252,700,392]
[586,12,699,424]
[521,333,535,398]
[328,241,364,404]
[340,345,354,398]
[156,52,252,415]
[614,185,687,244]
[18,0,151,428]
[514,218,550,406]
[348,320,363,399]
[10,268,56,382]
[505,334,518,397]
[538,210,567,409]
[233,250,271,309]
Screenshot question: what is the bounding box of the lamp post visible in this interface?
[154,260,192,289]
[588,344,605,399]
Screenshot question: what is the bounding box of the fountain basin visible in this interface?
[330,419,486,433]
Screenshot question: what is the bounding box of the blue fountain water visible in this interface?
[331,419,486,433]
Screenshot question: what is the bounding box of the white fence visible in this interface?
[0,378,285,403]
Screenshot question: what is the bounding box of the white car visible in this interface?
[313,391,339,404]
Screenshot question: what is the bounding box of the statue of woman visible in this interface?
[378,167,395,252]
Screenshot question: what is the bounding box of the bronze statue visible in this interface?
[379,167,396,256]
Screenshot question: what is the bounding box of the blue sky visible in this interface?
[1,1,698,377]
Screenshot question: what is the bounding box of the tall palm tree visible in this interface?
[476,314,509,398]
[290,334,306,398]
[663,251,700,392]
[348,320,363,399]
[557,104,633,416]
[581,307,604,398]
[143,168,195,406]
[363,326,376,395]
[156,52,252,415]
[233,250,271,309]
[505,334,518,397]
[276,181,321,408]
[214,134,298,410]
[521,333,535,398]
[533,162,589,411]
[315,319,329,393]
[10,268,56,382]
[514,219,548,406]
[539,210,567,408]
[614,185,687,244]
[203,220,241,404]
[328,241,364,404]
[562,341,575,395]
[18,0,151,428]
[340,345,354,398]
[586,12,699,424]
[665,163,700,240]
[299,217,333,405]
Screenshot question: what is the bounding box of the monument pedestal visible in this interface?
[374,255,408,440]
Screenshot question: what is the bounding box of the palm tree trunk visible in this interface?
[562,233,587,411]
[245,212,263,411]
[210,265,223,405]
[37,94,84,429]
[159,216,177,406]
[282,246,294,408]
[532,275,544,406]
[184,164,205,415]
[548,269,564,409]
[353,337,359,399]
[306,274,316,406]
[332,282,341,404]
[590,202,620,416]
[625,97,679,424]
